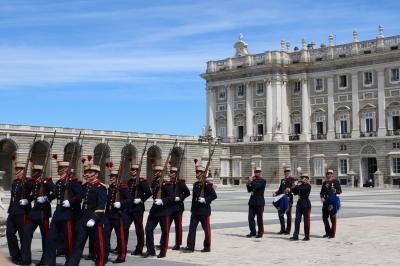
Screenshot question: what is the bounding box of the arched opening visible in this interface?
[121,144,137,181]
[93,143,111,183]
[31,141,51,177]
[0,139,17,190]
[360,144,377,187]
[170,146,185,178]
[63,142,81,175]
[146,145,162,181]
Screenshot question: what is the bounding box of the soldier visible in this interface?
[320,169,342,239]
[290,173,312,241]
[66,164,107,266]
[273,167,295,234]
[126,164,151,256]
[6,162,33,264]
[168,166,190,250]
[20,165,55,266]
[246,167,266,238]
[182,166,217,253]
[42,161,83,265]
[143,165,174,258]
[104,170,131,263]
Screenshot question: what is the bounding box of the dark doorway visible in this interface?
[146,145,162,181]
[93,143,110,183]
[121,144,137,182]
[238,126,244,140]
[31,141,51,177]
[257,124,264,135]
[64,142,81,176]
[393,116,400,130]
[170,147,184,178]
[361,157,377,187]
[0,139,17,190]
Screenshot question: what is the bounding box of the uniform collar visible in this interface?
[89,178,100,185]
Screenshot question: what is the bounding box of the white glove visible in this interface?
[37,196,47,203]
[62,200,71,208]
[198,197,206,204]
[19,199,29,206]
[175,196,180,202]
[113,202,121,209]
[154,199,163,206]
[86,219,95,227]
[134,198,142,204]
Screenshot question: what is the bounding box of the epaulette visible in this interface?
[99,182,107,187]
[70,175,78,181]
[119,183,128,189]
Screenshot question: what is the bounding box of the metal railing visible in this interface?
[335,133,352,139]
[250,135,264,142]
[387,129,400,136]
[311,134,327,140]
[360,131,377,137]
[289,134,300,141]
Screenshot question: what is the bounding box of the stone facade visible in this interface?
[202,26,400,187]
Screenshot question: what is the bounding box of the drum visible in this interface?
[272,194,289,214]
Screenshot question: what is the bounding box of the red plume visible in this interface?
[128,156,132,162]
[11,154,16,161]
[194,158,198,164]
[110,162,113,168]
[169,160,172,165]
[81,158,86,164]
[52,154,58,160]
[87,155,93,162]
[29,156,33,162]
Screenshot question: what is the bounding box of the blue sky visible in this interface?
[1,0,400,136]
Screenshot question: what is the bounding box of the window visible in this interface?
[316,121,324,134]
[217,104,226,111]
[294,81,301,93]
[393,116,400,130]
[315,78,323,91]
[313,158,325,176]
[339,75,347,88]
[232,160,242,177]
[391,68,400,82]
[339,159,348,175]
[294,123,301,134]
[392,157,400,174]
[340,144,347,151]
[257,124,264,135]
[255,100,264,108]
[340,120,348,134]
[237,126,244,140]
[236,102,244,110]
[393,143,400,149]
[237,84,245,97]
[256,83,264,95]
[218,88,226,100]
[217,127,227,137]
[364,72,373,85]
[220,160,230,177]
[366,118,373,133]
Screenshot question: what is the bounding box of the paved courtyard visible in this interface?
[1,187,399,265]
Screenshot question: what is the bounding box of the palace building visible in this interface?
[1,26,400,189]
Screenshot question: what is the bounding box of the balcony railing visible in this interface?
[311,134,327,140]
[250,135,264,142]
[360,131,377,137]
[387,129,400,136]
[335,133,352,139]
[236,138,244,143]
[289,134,300,141]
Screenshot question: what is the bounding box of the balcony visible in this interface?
[250,135,264,142]
[236,138,244,143]
[311,134,327,140]
[387,129,400,136]
[360,131,377,137]
[335,133,352,139]
[289,134,300,141]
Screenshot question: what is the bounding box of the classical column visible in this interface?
[226,85,234,141]
[377,69,386,137]
[281,78,289,141]
[351,73,360,138]
[301,77,311,141]
[266,79,273,141]
[327,77,335,140]
[272,75,283,141]
[245,82,254,141]
[206,86,216,137]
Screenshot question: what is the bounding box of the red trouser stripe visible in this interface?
[23,214,28,226]
[67,219,73,256]
[97,224,104,266]
[207,216,211,249]
[43,218,49,240]
[164,216,169,255]
[332,216,337,235]
[307,209,311,236]
[119,219,126,260]
[260,207,264,235]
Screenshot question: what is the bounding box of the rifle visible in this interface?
[63,132,83,201]
[156,139,178,199]
[38,130,57,197]
[115,137,130,202]
[175,142,187,194]
[21,133,38,198]
[134,139,148,198]
[200,140,218,197]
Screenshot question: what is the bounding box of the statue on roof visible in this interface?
[234,33,249,57]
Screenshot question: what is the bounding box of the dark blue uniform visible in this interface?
[292,182,312,240]
[246,177,266,237]
[126,176,151,254]
[320,179,342,238]
[66,179,107,266]
[104,182,131,262]
[6,177,33,262]
[186,180,217,251]
[42,176,82,264]
[275,176,295,233]
[20,176,55,265]
[169,179,190,247]
[144,178,174,257]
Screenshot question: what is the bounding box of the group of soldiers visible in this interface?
[6,155,217,266]
[246,166,342,241]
